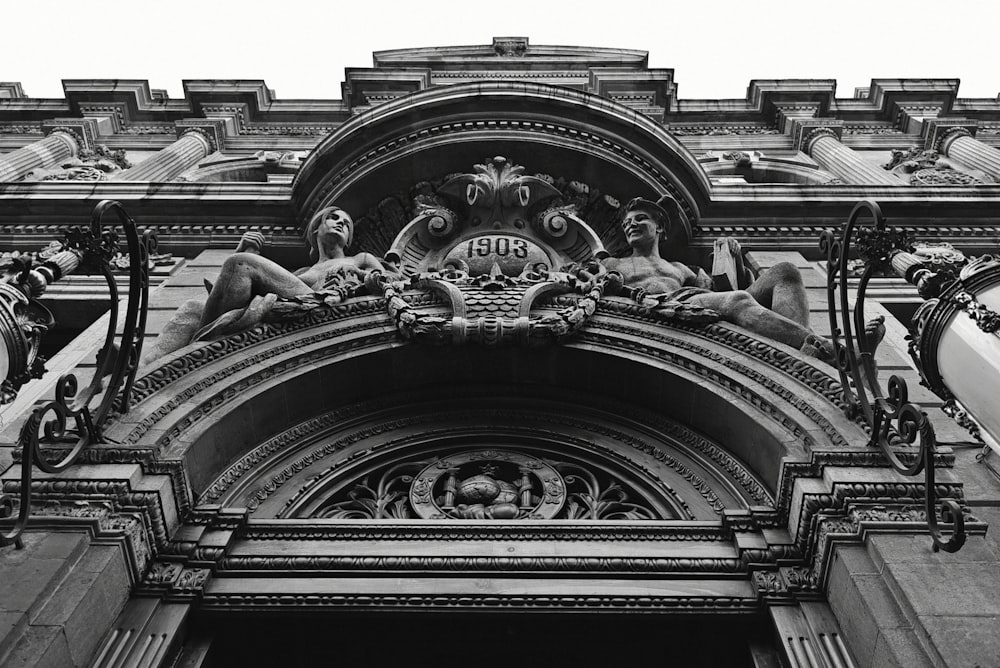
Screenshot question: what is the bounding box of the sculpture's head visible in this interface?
[306,206,354,260]
[621,195,682,248]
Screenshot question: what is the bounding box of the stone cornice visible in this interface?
[0,468,175,580]
[0,75,997,150]
[0,72,1000,139]
[0,503,151,582]
[198,587,760,613]
[373,38,649,69]
[6,181,1000,261]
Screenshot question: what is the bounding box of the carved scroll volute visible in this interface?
[436,156,561,231]
[533,207,609,265]
[384,207,461,272]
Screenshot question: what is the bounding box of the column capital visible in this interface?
[790,119,844,154]
[174,119,228,153]
[922,118,977,152]
[40,118,100,152]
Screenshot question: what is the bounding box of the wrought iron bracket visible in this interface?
[0,201,153,548]
[820,199,966,553]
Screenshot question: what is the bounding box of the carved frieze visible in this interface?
[669,125,780,136]
[842,124,902,135]
[0,123,43,135]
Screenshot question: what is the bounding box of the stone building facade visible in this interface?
[1,37,999,667]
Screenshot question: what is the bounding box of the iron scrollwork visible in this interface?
[820,199,965,553]
[0,200,153,548]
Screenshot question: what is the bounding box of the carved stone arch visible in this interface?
[100,302,863,521]
[84,303,895,639]
[196,391,777,521]
[292,82,711,254]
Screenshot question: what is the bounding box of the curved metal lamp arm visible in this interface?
[820,199,965,553]
[1,200,153,548]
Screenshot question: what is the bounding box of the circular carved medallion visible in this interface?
[410,450,566,519]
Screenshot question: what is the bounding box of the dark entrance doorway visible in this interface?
[199,611,777,667]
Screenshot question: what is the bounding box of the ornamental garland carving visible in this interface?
[669,125,779,136]
[380,263,607,346]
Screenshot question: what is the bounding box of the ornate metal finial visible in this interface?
[820,200,966,553]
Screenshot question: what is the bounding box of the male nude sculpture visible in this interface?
[602,196,833,360]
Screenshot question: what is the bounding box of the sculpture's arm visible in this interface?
[234,230,266,255]
[357,252,402,279]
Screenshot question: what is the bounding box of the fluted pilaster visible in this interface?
[113,130,212,182]
[0,130,80,182]
[804,129,903,185]
[938,128,1000,180]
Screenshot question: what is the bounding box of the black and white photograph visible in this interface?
[1,1,999,665]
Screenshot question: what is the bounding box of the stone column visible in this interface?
[113,129,214,182]
[936,127,1000,180]
[802,127,904,185]
[0,129,80,182]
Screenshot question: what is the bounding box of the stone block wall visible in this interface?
[0,531,131,667]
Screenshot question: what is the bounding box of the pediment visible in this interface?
[292,82,710,256]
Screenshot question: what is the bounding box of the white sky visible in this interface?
[3,0,999,101]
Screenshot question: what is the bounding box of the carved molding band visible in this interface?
[199,592,758,613]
